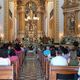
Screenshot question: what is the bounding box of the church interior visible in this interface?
[0,0,80,80]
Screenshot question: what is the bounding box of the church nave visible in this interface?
[19,53,44,80]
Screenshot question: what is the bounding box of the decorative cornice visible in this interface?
[62,2,79,9]
[63,7,80,14]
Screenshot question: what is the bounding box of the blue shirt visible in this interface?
[43,50,51,56]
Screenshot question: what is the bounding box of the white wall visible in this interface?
[9,1,18,39]
[9,1,15,39]
[0,0,5,37]
[9,2,14,14]
[58,0,64,35]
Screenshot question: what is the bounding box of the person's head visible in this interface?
[72,41,79,50]
[2,43,8,49]
[63,48,69,54]
[7,42,13,49]
[56,50,62,56]
[50,45,55,50]
[46,46,50,50]
[73,41,79,47]
[0,49,8,58]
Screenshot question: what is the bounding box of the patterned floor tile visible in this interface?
[19,53,44,80]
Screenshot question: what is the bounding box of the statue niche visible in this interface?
[67,13,75,31]
[62,0,79,36]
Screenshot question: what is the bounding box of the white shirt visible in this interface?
[0,58,11,66]
[50,56,68,66]
[78,67,80,76]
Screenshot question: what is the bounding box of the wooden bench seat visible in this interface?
[0,65,13,80]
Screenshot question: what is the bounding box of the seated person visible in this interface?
[7,44,18,62]
[43,46,51,56]
[68,41,79,66]
[14,42,22,55]
[43,46,51,59]
[78,67,80,79]
[0,49,11,65]
[50,50,68,66]
[62,48,70,60]
[27,45,36,54]
[50,45,56,57]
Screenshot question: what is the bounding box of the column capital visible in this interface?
[17,5,25,13]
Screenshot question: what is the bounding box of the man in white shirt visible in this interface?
[50,51,68,66]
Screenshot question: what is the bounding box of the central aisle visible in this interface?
[19,53,44,80]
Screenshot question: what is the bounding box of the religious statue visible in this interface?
[67,13,75,30]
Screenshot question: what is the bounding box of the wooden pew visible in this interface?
[49,65,79,80]
[0,65,14,80]
[37,51,49,79]
[10,52,25,80]
[45,58,50,80]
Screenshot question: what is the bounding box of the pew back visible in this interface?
[49,65,79,80]
[0,65,13,80]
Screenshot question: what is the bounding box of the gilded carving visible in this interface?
[63,0,80,36]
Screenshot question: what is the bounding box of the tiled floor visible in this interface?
[19,53,44,80]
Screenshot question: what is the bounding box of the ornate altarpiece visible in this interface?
[62,0,80,36]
